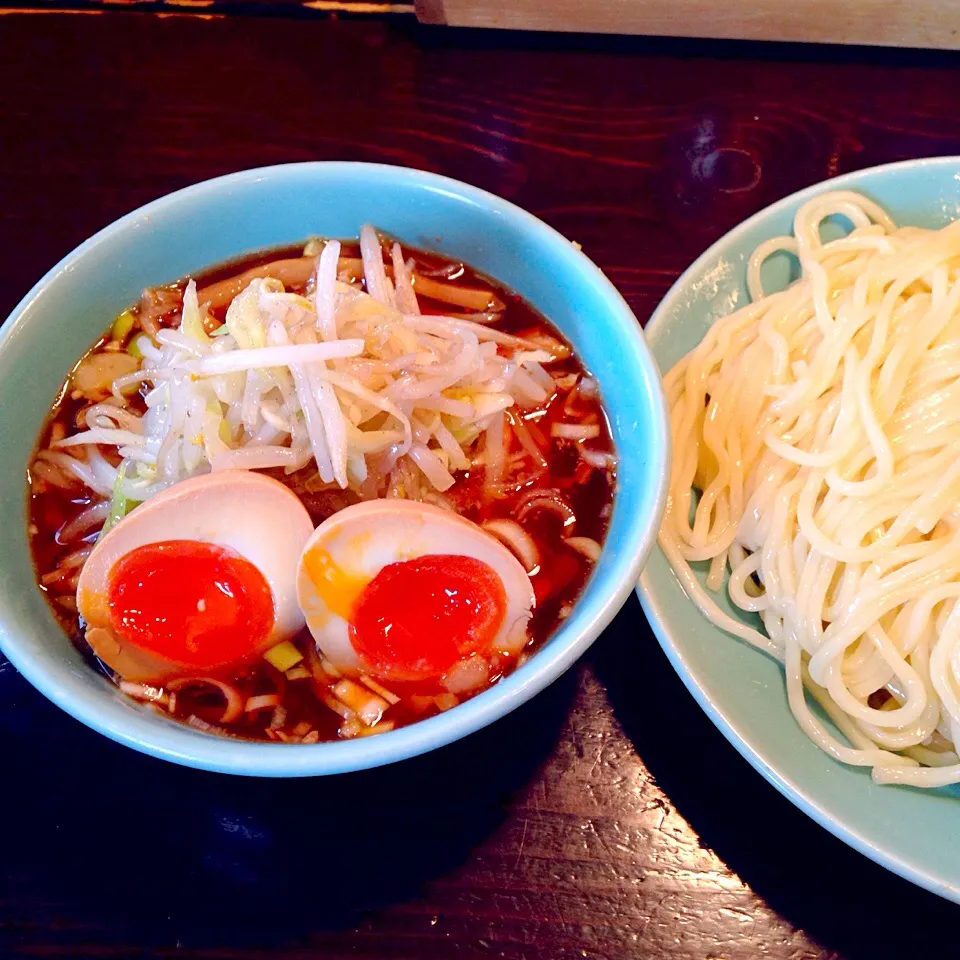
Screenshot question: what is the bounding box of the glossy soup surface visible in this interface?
[28,239,616,742]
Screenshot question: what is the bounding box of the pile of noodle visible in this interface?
[661,190,960,787]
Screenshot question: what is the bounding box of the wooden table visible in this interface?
[2,11,960,958]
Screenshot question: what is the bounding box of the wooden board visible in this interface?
[415,0,960,50]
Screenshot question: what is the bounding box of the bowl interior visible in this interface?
[640,156,960,902]
[0,162,668,776]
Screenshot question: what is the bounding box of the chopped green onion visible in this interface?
[225,281,266,349]
[99,473,139,540]
[450,422,482,446]
[111,309,136,344]
[181,280,211,345]
[264,641,303,672]
[127,333,151,359]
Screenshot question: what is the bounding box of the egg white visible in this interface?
[77,470,315,681]
[296,500,535,677]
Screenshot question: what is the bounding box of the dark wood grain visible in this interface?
[3,13,960,959]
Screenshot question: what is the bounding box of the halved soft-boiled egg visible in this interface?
[77,471,314,683]
[296,500,535,692]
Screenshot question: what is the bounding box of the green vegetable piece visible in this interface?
[264,641,304,672]
[99,474,138,540]
[127,333,151,359]
[111,309,136,344]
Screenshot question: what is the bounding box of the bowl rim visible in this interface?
[638,154,960,902]
[0,161,670,777]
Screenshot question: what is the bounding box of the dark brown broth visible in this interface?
[28,238,616,743]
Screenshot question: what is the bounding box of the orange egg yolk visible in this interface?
[106,540,275,671]
[349,554,507,683]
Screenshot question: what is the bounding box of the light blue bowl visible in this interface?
[639,156,960,902]
[0,162,669,777]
